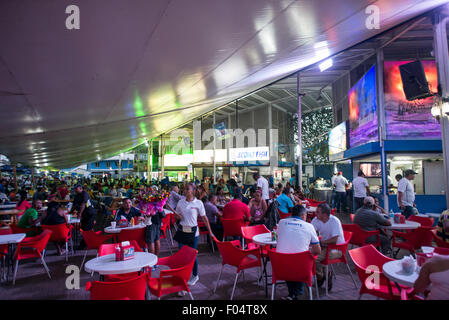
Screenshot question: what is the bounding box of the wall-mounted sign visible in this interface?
[229,147,270,162]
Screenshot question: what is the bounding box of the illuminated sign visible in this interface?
[229,147,270,162]
[193,149,227,163]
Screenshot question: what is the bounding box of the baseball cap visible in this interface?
[364,196,375,206]
[74,184,82,189]
[404,169,418,176]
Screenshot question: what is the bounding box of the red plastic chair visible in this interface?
[434,247,449,255]
[148,245,197,300]
[159,215,174,254]
[213,237,261,300]
[278,208,291,220]
[408,215,434,227]
[221,218,248,243]
[431,229,449,248]
[392,227,434,257]
[349,245,405,300]
[117,227,147,251]
[80,230,114,270]
[342,224,381,249]
[98,241,144,282]
[241,224,270,249]
[401,288,425,300]
[320,231,358,296]
[13,229,52,285]
[268,248,318,300]
[330,209,336,215]
[197,219,214,253]
[0,228,11,275]
[41,223,73,261]
[350,214,355,223]
[86,273,148,300]
[10,223,38,235]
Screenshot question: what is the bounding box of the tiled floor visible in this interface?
[0,214,400,300]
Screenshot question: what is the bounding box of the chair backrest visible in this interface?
[278,209,291,220]
[350,214,355,223]
[81,230,112,250]
[86,273,148,300]
[342,223,376,246]
[431,229,449,248]
[221,218,246,238]
[10,224,35,234]
[117,228,146,249]
[162,245,198,282]
[214,237,252,267]
[349,245,393,291]
[241,224,270,243]
[434,247,449,255]
[20,229,52,253]
[41,224,70,242]
[268,249,315,286]
[98,240,143,256]
[0,228,12,235]
[408,215,434,227]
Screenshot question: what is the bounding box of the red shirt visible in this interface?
[222,199,250,220]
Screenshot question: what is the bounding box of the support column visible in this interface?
[119,153,122,179]
[147,141,150,182]
[31,167,35,189]
[433,12,449,208]
[213,113,217,184]
[376,48,389,212]
[161,135,165,179]
[297,72,303,189]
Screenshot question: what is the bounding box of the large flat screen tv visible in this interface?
[384,60,440,139]
[329,121,348,160]
[349,66,378,148]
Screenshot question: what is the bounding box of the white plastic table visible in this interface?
[306,206,317,213]
[253,232,277,247]
[383,219,421,230]
[104,223,146,234]
[0,233,26,283]
[252,232,276,297]
[84,252,157,275]
[382,260,419,288]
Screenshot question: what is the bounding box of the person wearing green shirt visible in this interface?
[17,199,42,236]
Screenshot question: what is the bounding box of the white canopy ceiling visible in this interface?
[1,0,448,168]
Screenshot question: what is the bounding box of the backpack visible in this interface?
[264,200,280,231]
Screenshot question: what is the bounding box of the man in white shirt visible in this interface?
[397,169,417,218]
[353,170,370,211]
[311,203,345,291]
[277,205,321,300]
[333,171,349,213]
[254,173,269,202]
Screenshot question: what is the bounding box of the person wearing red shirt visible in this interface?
[57,182,69,200]
[222,191,250,222]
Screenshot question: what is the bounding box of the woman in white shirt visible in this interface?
[175,183,214,286]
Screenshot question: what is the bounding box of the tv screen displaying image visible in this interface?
[359,163,390,178]
[329,121,348,158]
[349,66,378,148]
[384,60,440,139]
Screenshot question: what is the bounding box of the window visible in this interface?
[94,162,100,168]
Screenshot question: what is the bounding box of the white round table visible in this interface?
[382,260,419,288]
[84,252,157,275]
[383,219,421,230]
[252,232,277,247]
[104,223,146,234]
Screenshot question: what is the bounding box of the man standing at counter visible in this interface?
[333,172,349,214]
[353,170,370,212]
[397,169,417,218]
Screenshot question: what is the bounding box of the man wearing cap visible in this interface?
[353,170,370,212]
[354,196,392,255]
[397,170,417,218]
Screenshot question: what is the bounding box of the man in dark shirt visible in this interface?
[354,196,392,254]
[115,198,141,222]
[204,194,223,241]
[71,184,96,249]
